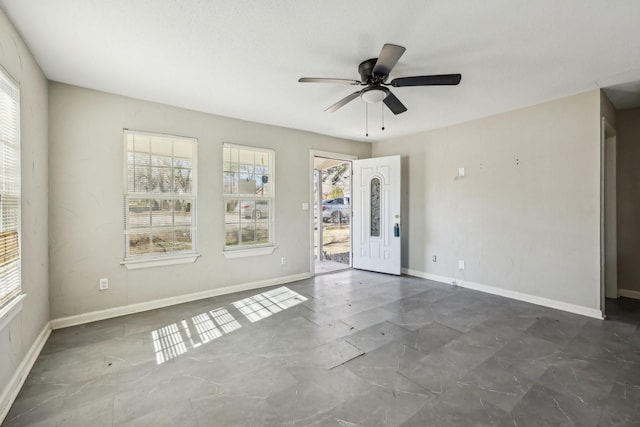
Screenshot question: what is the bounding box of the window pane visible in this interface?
[238,173,257,195]
[223,171,237,195]
[224,199,270,248]
[225,200,242,247]
[151,230,174,254]
[127,199,151,229]
[173,168,192,193]
[238,149,255,169]
[131,151,150,166]
[124,131,196,259]
[0,231,19,264]
[174,228,193,252]
[255,215,269,244]
[256,174,270,197]
[222,145,273,250]
[370,178,381,237]
[240,222,257,246]
[134,134,150,154]
[128,231,151,256]
[173,140,192,162]
[151,137,172,159]
[129,165,151,193]
[152,200,173,227]
[225,222,240,247]
[174,200,193,226]
[1,195,20,230]
[151,167,172,193]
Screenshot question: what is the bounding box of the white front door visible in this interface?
[352,155,401,275]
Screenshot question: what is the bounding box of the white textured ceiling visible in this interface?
[2,0,640,141]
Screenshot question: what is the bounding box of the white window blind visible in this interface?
[223,144,274,250]
[124,130,197,259]
[0,67,21,308]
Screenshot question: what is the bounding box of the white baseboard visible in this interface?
[402,268,603,320]
[0,322,51,425]
[619,288,640,300]
[50,272,313,330]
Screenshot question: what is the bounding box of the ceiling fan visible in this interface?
[299,43,461,115]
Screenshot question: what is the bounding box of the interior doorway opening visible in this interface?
[313,156,352,274]
[601,117,618,316]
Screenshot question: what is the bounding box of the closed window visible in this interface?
[124,130,197,260]
[0,67,20,308]
[223,144,274,250]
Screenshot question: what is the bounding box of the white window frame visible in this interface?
[122,129,199,269]
[0,65,22,313]
[223,143,275,257]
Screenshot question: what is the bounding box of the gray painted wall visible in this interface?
[0,8,49,398]
[616,107,640,294]
[373,91,601,311]
[48,83,371,319]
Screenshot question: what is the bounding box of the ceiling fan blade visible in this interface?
[325,91,362,112]
[373,44,406,76]
[383,91,407,115]
[299,77,361,85]
[390,74,462,87]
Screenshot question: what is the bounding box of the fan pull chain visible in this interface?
[381,104,385,131]
[365,103,369,137]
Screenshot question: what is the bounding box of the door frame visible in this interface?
[600,116,617,317]
[309,150,358,276]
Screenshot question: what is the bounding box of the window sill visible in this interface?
[0,293,26,331]
[121,253,200,270]
[223,246,276,259]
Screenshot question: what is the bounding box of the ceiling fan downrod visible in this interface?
[365,103,369,137]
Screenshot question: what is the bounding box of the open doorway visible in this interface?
[601,117,618,316]
[312,155,352,274]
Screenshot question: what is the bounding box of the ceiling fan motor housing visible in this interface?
[359,58,386,84]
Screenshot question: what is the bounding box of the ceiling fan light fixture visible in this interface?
[360,87,387,104]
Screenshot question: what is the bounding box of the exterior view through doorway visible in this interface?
[313,155,352,274]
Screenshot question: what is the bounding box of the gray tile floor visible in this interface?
[3,270,640,426]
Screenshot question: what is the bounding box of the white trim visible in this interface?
[619,288,640,300]
[50,272,312,329]
[402,268,452,285]
[121,253,200,269]
[310,150,358,162]
[402,268,604,320]
[0,294,26,332]
[223,246,276,259]
[122,128,197,142]
[0,322,51,425]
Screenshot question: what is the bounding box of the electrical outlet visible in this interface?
[432,255,437,262]
[99,278,109,291]
[458,260,465,270]
[281,257,287,265]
